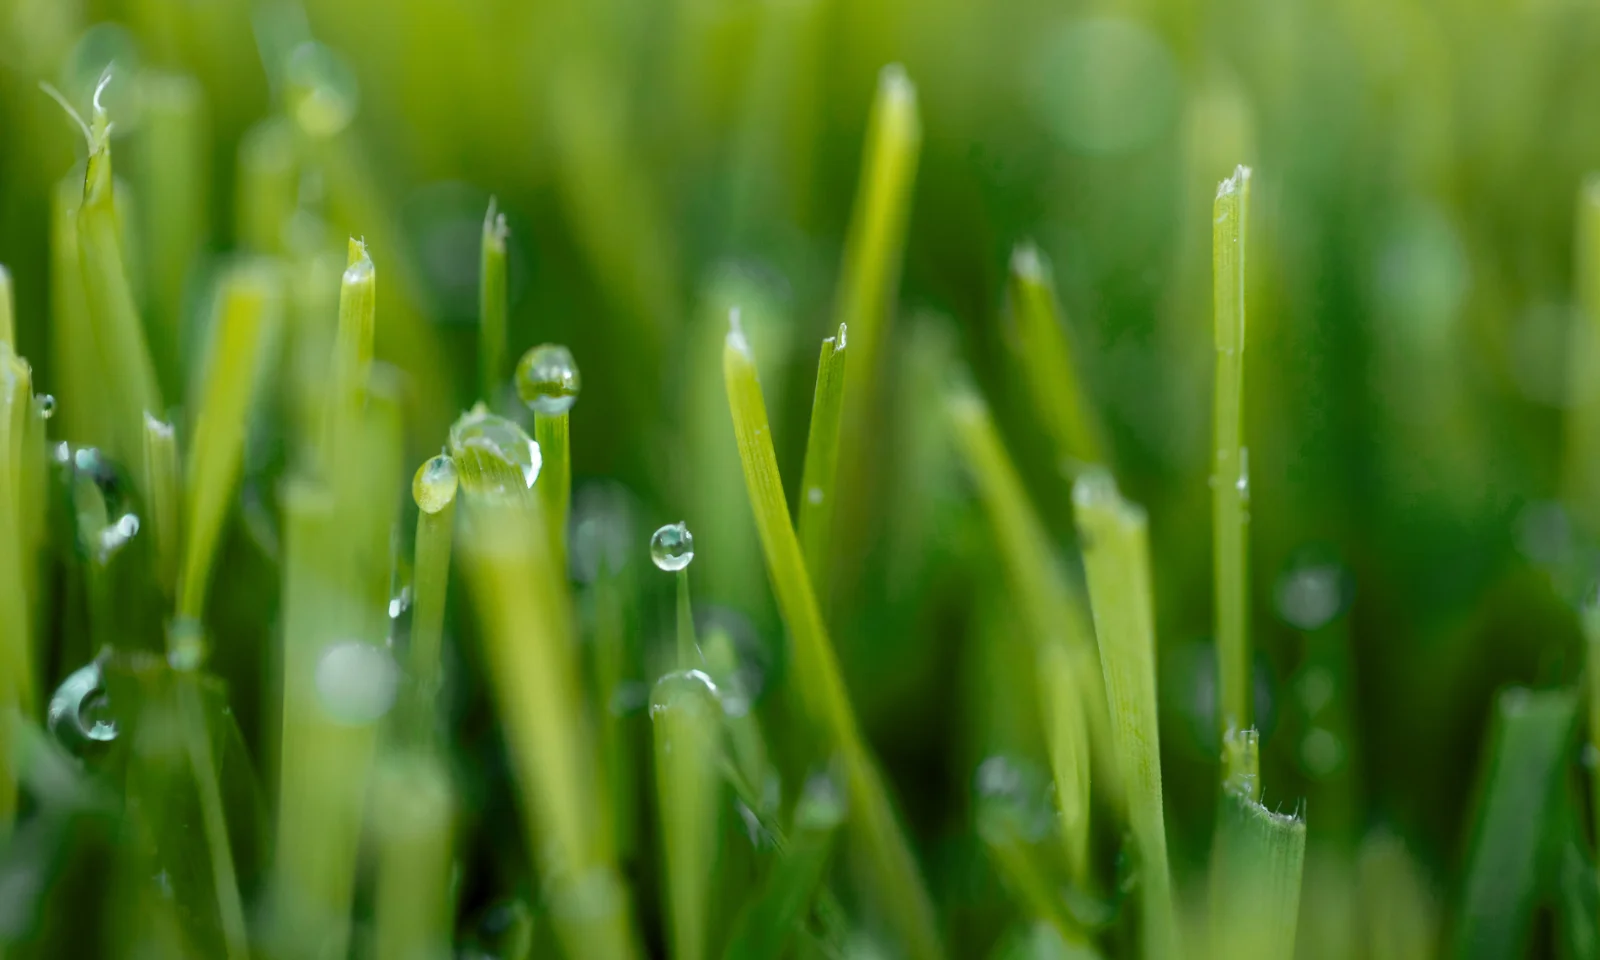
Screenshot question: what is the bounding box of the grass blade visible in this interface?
[321,239,376,471]
[407,454,459,738]
[480,199,508,402]
[0,344,34,842]
[1007,244,1104,473]
[1455,687,1577,958]
[374,754,455,960]
[723,314,943,960]
[51,175,105,447]
[142,413,181,602]
[535,408,571,573]
[1072,469,1177,960]
[0,264,13,348]
[797,324,848,603]
[723,773,846,960]
[1208,729,1305,960]
[1212,165,1253,741]
[651,669,724,960]
[1564,177,1600,533]
[1037,641,1091,887]
[236,118,297,256]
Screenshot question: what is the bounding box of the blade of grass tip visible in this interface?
[175,262,282,646]
[373,754,455,960]
[722,313,943,960]
[1072,469,1178,960]
[480,198,508,402]
[52,175,107,447]
[454,421,634,958]
[1007,244,1104,474]
[945,384,1119,806]
[1455,688,1578,958]
[652,669,724,960]
[406,453,459,740]
[74,72,164,463]
[1563,177,1600,533]
[724,772,847,960]
[134,71,207,398]
[1212,164,1253,743]
[142,413,181,602]
[832,65,921,580]
[0,264,14,347]
[797,324,848,606]
[237,118,298,255]
[1209,729,1305,960]
[321,238,376,473]
[516,342,578,574]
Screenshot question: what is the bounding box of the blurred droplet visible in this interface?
[168,617,205,671]
[649,668,720,721]
[448,404,541,494]
[1029,17,1179,156]
[1375,206,1467,356]
[1515,500,1571,567]
[459,898,534,960]
[314,641,399,725]
[388,585,412,621]
[515,343,581,416]
[975,755,1055,843]
[33,394,54,420]
[795,770,847,831]
[1274,563,1348,631]
[1510,302,1575,408]
[46,660,117,753]
[1297,666,1335,717]
[571,482,638,583]
[1300,727,1346,779]
[284,41,358,139]
[650,521,695,572]
[412,453,459,514]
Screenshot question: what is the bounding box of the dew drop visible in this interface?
[1300,727,1346,779]
[33,394,54,420]
[650,521,694,572]
[795,770,847,831]
[47,660,118,753]
[807,486,824,505]
[648,668,720,720]
[975,755,1055,842]
[1275,563,1347,631]
[314,641,399,725]
[168,617,206,671]
[515,343,581,416]
[448,404,541,495]
[412,453,459,514]
[284,42,359,139]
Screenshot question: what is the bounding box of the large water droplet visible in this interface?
[284,42,358,139]
[448,403,541,495]
[650,521,694,572]
[515,343,581,416]
[412,453,459,514]
[314,641,399,725]
[649,668,720,720]
[47,660,118,753]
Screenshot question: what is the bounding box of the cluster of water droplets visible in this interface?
[514,344,581,416]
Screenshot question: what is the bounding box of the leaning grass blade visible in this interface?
[458,488,635,958]
[724,772,846,960]
[797,324,848,601]
[134,71,206,397]
[1456,687,1577,958]
[177,262,281,630]
[1208,786,1306,960]
[76,76,164,462]
[1007,244,1103,473]
[1564,178,1600,533]
[1588,592,1600,895]
[1073,470,1177,960]
[373,754,455,960]
[651,669,723,960]
[976,756,1086,945]
[723,316,943,960]
[480,199,509,401]
[1037,642,1091,887]
[142,413,181,602]
[1212,165,1253,738]
[0,264,13,348]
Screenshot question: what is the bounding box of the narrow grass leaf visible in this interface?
[0,264,13,348]
[142,413,181,602]
[798,324,848,602]
[1072,469,1177,960]
[1212,165,1252,738]
[1208,786,1306,960]
[1007,244,1103,473]
[480,199,508,401]
[236,118,298,255]
[723,773,846,960]
[1564,177,1600,533]
[652,669,724,960]
[406,453,458,739]
[1037,641,1091,887]
[535,410,571,575]
[374,754,455,960]
[321,239,375,472]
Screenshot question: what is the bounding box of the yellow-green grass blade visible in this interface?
[797,324,848,606]
[373,754,456,960]
[651,669,724,960]
[480,199,509,402]
[1212,165,1253,740]
[1007,244,1104,474]
[142,413,181,602]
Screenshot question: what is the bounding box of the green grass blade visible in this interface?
[0,345,34,841]
[0,264,13,348]
[321,239,376,471]
[1072,469,1177,960]
[51,175,106,447]
[798,324,848,603]
[1212,165,1253,739]
[723,315,943,960]
[1455,688,1577,958]
[480,199,508,401]
[1565,178,1600,533]
[723,773,846,960]
[177,262,282,631]
[142,413,181,602]
[535,409,571,575]
[374,754,455,960]
[407,454,458,738]
[1037,642,1091,887]
[652,669,724,960]
[976,756,1087,944]
[1007,244,1103,473]
[236,118,298,255]
[677,567,698,668]
[1208,787,1306,960]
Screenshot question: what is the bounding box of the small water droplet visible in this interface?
[1236,447,1250,501]
[1275,563,1347,631]
[807,486,824,505]
[1297,667,1335,716]
[388,585,412,620]
[1300,727,1345,778]
[314,641,399,725]
[795,770,847,830]
[97,513,139,562]
[648,668,720,720]
[448,404,541,495]
[33,394,54,420]
[515,343,581,415]
[412,454,459,514]
[650,521,694,572]
[47,661,118,753]
[284,42,359,139]
[975,756,1055,842]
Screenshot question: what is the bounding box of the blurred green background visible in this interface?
[6,0,1600,955]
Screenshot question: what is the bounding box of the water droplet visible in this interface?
[1275,563,1347,631]
[61,446,140,565]
[33,394,54,420]
[97,513,139,563]
[448,403,541,495]
[1296,667,1335,716]
[571,482,638,582]
[460,898,534,960]
[284,42,359,139]
[649,668,720,720]
[412,453,459,514]
[650,521,694,572]
[47,661,118,753]
[515,343,581,416]
[807,486,824,505]
[795,770,846,831]
[1300,727,1346,779]
[314,641,399,725]
[975,756,1055,842]
[1236,447,1250,501]
[388,586,412,620]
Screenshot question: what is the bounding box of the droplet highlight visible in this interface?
[47,661,118,753]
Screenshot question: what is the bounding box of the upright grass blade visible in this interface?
[177,263,282,634]
[945,386,1117,803]
[651,669,724,960]
[407,453,459,737]
[74,74,164,463]
[51,175,107,448]
[1072,470,1177,960]
[1212,164,1253,742]
[677,567,698,668]
[723,315,943,960]
[976,755,1087,945]
[142,413,181,602]
[374,754,455,960]
[457,484,634,959]
[723,772,847,960]
[1208,729,1305,960]
[321,239,376,472]
[480,199,508,402]
[1455,687,1577,958]
[535,409,571,574]
[0,264,13,348]
[0,345,35,841]
[797,324,848,602]
[236,118,297,256]
[1037,641,1091,888]
[1564,178,1600,533]
[1587,592,1600,895]
[1007,244,1103,473]
[1356,830,1439,960]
